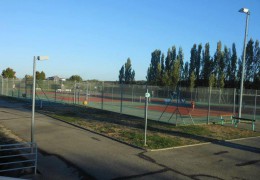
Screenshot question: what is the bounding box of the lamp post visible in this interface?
[31,56,48,143]
[238,8,250,118]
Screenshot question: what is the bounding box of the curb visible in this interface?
[149,136,260,152]
[225,135,260,142]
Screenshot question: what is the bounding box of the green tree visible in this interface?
[237,59,242,83]
[189,44,197,78]
[164,49,172,85]
[201,43,212,86]
[219,74,225,89]
[196,44,202,80]
[146,50,161,85]
[160,53,165,78]
[245,39,254,82]
[36,71,46,80]
[162,73,170,86]
[171,46,177,64]
[223,46,230,78]
[2,67,16,78]
[209,74,216,88]
[156,63,162,85]
[189,71,196,91]
[183,62,189,81]
[230,43,237,86]
[213,41,224,88]
[131,70,135,84]
[253,40,260,88]
[124,58,135,84]
[68,75,83,82]
[119,58,135,84]
[177,47,184,80]
[118,65,125,84]
[165,49,172,73]
[171,59,181,88]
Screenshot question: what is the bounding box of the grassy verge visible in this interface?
[41,105,260,149]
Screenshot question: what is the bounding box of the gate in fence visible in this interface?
[0,142,37,175]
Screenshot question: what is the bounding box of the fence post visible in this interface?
[12,78,14,97]
[1,76,3,95]
[6,78,9,96]
[190,88,192,102]
[55,83,57,102]
[85,81,88,101]
[87,81,89,101]
[195,88,198,101]
[132,85,134,104]
[219,89,221,104]
[18,79,21,98]
[207,87,212,124]
[144,89,149,146]
[78,85,80,104]
[112,84,114,103]
[102,82,104,110]
[88,83,91,104]
[30,80,32,100]
[73,81,76,104]
[233,88,236,115]
[254,89,257,120]
[120,84,123,114]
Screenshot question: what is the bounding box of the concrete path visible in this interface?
[0,99,260,180]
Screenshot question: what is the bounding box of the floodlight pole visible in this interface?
[31,56,37,143]
[238,8,250,118]
[31,56,48,144]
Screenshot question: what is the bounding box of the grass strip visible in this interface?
[44,110,260,149]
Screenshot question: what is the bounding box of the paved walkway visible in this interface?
[0,99,259,180]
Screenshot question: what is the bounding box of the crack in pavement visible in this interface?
[91,137,101,141]
[214,151,229,155]
[236,159,260,166]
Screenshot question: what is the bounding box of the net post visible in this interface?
[101,81,104,110]
[254,89,257,120]
[207,87,212,124]
[120,83,123,114]
[233,88,236,116]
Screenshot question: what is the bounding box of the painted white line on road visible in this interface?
[225,136,260,142]
[150,142,211,152]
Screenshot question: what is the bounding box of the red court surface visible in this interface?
[137,105,232,117]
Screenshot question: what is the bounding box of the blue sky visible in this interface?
[0,0,259,81]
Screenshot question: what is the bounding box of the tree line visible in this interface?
[146,39,260,89]
[1,68,84,82]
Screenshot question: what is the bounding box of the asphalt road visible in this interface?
[0,99,259,180]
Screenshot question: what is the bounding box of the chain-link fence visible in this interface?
[0,77,259,126]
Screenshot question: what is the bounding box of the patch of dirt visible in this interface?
[0,124,24,143]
